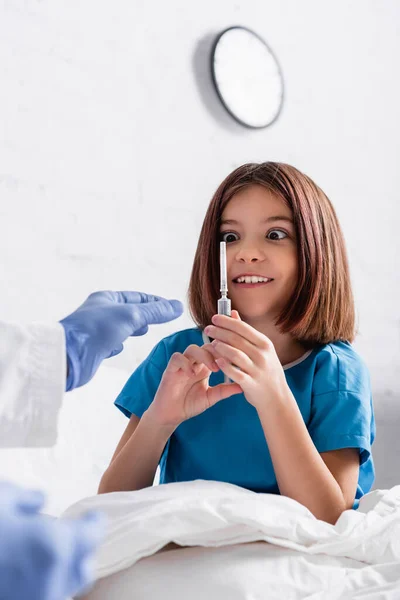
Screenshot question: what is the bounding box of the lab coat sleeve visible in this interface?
[0,320,66,448]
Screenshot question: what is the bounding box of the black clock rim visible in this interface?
[210,25,285,130]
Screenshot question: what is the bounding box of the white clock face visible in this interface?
[211,27,284,129]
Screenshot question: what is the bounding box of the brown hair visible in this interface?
[188,162,355,346]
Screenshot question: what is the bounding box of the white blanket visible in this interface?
[64,480,400,598]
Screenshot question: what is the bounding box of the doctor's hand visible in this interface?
[60,290,183,391]
[0,483,105,600]
[148,344,242,428]
[0,481,45,516]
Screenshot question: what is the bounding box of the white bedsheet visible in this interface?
[64,480,400,599]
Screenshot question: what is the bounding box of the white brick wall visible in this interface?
[0,2,399,425]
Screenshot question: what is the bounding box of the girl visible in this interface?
[98,162,375,524]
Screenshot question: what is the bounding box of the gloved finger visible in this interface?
[131,299,183,330]
[16,490,46,515]
[83,291,166,309]
[131,324,149,337]
[47,512,105,598]
[72,553,97,598]
[167,299,184,316]
[62,291,167,321]
[71,511,106,556]
[107,344,124,358]
[80,291,126,308]
[77,291,115,308]
[0,482,45,515]
[72,512,106,596]
[116,291,166,305]
[40,513,105,600]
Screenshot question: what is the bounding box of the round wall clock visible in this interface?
[211,26,284,129]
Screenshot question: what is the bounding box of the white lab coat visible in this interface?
[0,320,66,448]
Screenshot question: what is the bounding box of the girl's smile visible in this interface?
[232,272,274,288]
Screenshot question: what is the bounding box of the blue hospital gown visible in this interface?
[115,328,375,501]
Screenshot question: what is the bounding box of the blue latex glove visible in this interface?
[60,290,183,391]
[0,481,105,600]
[0,481,45,515]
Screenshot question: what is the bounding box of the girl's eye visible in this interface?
[220,232,239,243]
[266,229,287,241]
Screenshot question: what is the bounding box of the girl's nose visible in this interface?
[235,244,265,263]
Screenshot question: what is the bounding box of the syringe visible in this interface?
[217,241,231,316]
[217,242,231,384]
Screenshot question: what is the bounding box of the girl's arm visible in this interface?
[256,394,359,524]
[99,344,241,494]
[206,313,360,524]
[98,408,175,494]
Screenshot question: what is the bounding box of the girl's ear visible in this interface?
[231,309,241,320]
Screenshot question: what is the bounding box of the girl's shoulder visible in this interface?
[311,341,371,396]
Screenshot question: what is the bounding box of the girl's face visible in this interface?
[219,184,298,323]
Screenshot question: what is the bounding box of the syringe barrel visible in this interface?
[217,296,231,317]
[220,241,228,294]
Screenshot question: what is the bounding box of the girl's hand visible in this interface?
[204,311,289,412]
[149,343,242,428]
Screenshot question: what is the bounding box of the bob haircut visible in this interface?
[188,162,355,346]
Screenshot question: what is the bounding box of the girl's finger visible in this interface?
[205,325,260,364]
[210,314,271,350]
[214,357,249,386]
[231,310,241,321]
[211,341,254,375]
[168,353,196,376]
[207,382,242,406]
[192,362,210,377]
[184,344,218,372]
